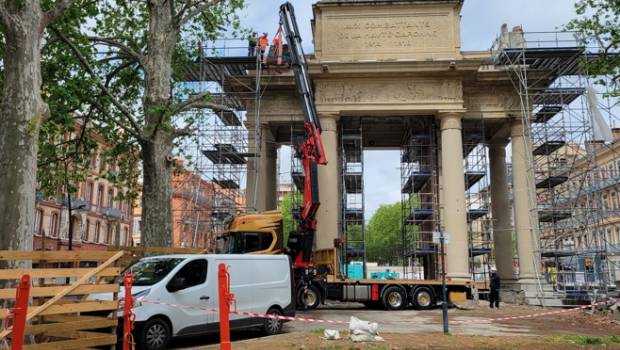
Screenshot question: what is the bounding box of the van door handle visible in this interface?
[200,296,210,301]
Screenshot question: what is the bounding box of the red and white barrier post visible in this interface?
[218,263,235,350]
[11,274,31,350]
[123,272,134,350]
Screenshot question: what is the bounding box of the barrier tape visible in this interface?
[451,298,618,324]
[141,299,349,325]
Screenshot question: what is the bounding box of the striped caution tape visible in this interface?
[451,298,617,324]
[141,299,349,325]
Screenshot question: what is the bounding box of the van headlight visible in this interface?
[119,289,150,310]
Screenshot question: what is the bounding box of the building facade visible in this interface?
[34,133,135,251]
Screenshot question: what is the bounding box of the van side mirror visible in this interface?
[167,277,188,292]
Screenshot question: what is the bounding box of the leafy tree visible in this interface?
[278,192,300,245]
[0,0,78,265]
[566,0,620,97]
[366,202,403,265]
[55,0,246,247]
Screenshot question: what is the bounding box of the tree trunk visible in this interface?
[139,1,178,247]
[0,4,46,268]
[140,139,174,247]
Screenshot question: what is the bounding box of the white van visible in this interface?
[93,254,294,350]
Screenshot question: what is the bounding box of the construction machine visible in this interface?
[219,2,472,310]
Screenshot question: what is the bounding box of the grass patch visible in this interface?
[558,335,620,345]
[310,328,326,335]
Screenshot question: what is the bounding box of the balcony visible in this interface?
[61,198,90,211]
[104,207,122,220]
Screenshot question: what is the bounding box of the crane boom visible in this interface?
[279,2,327,267]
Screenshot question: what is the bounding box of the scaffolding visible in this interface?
[341,119,366,277]
[173,39,260,250]
[493,30,620,302]
[401,118,440,280]
[463,120,493,285]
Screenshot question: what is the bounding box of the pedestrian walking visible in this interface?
[489,268,500,309]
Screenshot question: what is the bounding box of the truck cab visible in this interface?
[218,210,283,255]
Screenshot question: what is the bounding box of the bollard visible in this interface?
[218,263,235,350]
[123,272,134,350]
[11,274,31,350]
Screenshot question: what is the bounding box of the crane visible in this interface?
[279,1,328,269]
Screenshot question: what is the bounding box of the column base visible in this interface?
[499,278,563,306]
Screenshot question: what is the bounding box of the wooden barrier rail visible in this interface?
[0,250,123,350]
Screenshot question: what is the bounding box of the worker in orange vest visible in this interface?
[259,32,268,60]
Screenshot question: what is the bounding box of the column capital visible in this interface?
[437,112,463,130]
[319,114,339,132]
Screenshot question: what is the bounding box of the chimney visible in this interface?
[585,140,605,154]
[612,128,620,142]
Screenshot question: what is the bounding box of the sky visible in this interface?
[235,0,581,219]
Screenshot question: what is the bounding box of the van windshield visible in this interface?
[126,258,185,286]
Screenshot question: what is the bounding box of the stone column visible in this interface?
[510,120,540,282]
[315,115,340,250]
[489,141,515,281]
[247,124,278,212]
[439,113,470,280]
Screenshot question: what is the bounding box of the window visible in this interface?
[224,232,274,253]
[107,189,114,208]
[616,225,620,245]
[97,185,105,208]
[34,209,43,235]
[128,257,185,286]
[603,194,609,210]
[124,227,130,246]
[85,182,94,204]
[94,221,101,243]
[167,259,208,292]
[83,219,91,241]
[49,212,59,237]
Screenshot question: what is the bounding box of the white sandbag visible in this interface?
[348,316,379,335]
[349,333,384,342]
[323,329,340,340]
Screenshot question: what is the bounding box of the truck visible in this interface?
[219,2,473,311]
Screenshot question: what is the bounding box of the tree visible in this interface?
[278,192,300,245]
[366,202,403,266]
[566,0,620,97]
[0,0,76,264]
[56,0,245,247]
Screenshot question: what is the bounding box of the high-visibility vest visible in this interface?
[259,37,268,49]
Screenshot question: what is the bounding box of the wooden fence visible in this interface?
[0,250,124,349]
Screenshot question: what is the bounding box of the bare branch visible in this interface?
[177,0,222,27]
[51,26,144,141]
[42,0,75,29]
[89,36,146,67]
[168,92,231,116]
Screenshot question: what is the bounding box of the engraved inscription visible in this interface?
[324,14,452,52]
[316,80,462,105]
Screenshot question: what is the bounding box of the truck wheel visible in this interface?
[382,286,406,310]
[302,285,321,310]
[412,287,435,310]
[263,307,284,335]
[139,317,171,350]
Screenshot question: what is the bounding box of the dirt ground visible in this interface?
[173,302,620,349]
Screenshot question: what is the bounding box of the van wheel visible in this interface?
[382,286,406,310]
[139,317,171,350]
[263,307,283,335]
[413,287,435,310]
[302,285,321,310]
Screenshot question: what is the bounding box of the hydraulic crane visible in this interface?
[279,1,327,269]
